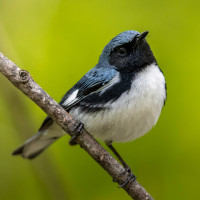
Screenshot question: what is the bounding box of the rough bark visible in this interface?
[0,52,153,200]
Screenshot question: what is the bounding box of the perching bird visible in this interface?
[13,30,166,186]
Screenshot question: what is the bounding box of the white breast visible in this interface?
[70,63,166,143]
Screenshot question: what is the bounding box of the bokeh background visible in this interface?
[0,0,200,199]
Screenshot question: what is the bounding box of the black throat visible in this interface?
[109,40,157,73]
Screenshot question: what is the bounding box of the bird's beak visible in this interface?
[136,31,149,44]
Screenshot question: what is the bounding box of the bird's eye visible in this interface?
[116,47,127,56]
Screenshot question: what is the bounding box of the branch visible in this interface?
[0,52,153,200]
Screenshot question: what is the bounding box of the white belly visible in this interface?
[70,64,166,143]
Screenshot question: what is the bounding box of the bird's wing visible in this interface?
[59,67,118,110]
[37,67,118,133]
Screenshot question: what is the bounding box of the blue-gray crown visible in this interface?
[99,30,140,65]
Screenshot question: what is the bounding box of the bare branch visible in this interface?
[0,52,153,200]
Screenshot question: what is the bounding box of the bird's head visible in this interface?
[99,30,156,72]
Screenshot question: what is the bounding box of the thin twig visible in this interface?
[0,52,153,200]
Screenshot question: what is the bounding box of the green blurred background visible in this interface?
[0,0,200,199]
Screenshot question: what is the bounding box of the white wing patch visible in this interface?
[63,89,79,106]
[62,73,120,109]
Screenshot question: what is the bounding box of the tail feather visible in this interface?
[12,134,59,159]
[12,144,45,159]
[13,118,66,159]
[12,145,25,156]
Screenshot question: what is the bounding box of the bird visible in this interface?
[13,30,166,186]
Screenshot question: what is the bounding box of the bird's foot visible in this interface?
[115,167,136,188]
[69,121,84,145]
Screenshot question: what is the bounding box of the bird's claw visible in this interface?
[69,121,84,145]
[113,167,136,188]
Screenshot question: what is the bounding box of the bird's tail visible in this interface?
[12,118,66,159]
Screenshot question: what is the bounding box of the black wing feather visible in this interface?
[38,67,117,131]
[59,67,117,110]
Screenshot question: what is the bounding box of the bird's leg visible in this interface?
[69,121,84,145]
[106,142,136,188]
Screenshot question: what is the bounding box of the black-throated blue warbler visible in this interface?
[13,30,166,186]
